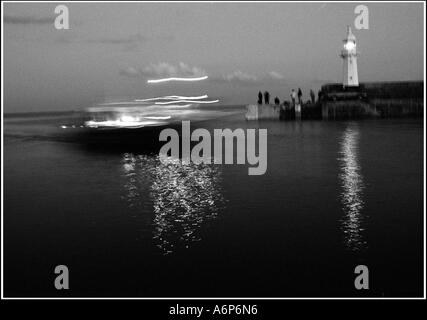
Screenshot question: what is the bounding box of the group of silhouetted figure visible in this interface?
[258,88,317,107]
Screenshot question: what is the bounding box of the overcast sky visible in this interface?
[3,2,424,112]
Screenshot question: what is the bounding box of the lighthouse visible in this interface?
[341,26,359,87]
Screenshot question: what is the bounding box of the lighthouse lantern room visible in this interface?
[341,26,359,87]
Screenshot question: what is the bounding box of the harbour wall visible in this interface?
[245,104,281,120]
[321,81,423,120]
[246,81,423,120]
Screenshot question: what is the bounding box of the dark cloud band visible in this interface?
[4,14,53,25]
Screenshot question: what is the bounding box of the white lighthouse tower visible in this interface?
[341,26,359,87]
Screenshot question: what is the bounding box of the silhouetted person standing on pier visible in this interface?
[298,88,303,104]
[264,91,270,105]
[318,90,323,102]
[290,89,297,107]
[258,91,263,104]
[310,89,315,104]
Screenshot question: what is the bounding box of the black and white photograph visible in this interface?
[1,0,425,304]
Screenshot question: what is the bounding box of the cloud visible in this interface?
[119,67,141,78]
[119,62,207,79]
[4,14,53,25]
[221,71,258,83]
[268,71,285,80]
[209,70,287,85]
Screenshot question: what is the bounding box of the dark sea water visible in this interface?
[3,109,424,297]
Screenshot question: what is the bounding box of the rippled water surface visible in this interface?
[4,110,423,297]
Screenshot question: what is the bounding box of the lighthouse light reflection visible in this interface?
[338,124,367,252]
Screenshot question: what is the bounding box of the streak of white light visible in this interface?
[85,120,163,129]
[144,116,172,120]
[87,105,157,112]
[155,99,219,105]
[98,101,146,106]
[158,104,193,108]
[147,76,208,84]
[135,95,208,102]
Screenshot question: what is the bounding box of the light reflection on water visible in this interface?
[121,153,225,255]
[338,124,367,252]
